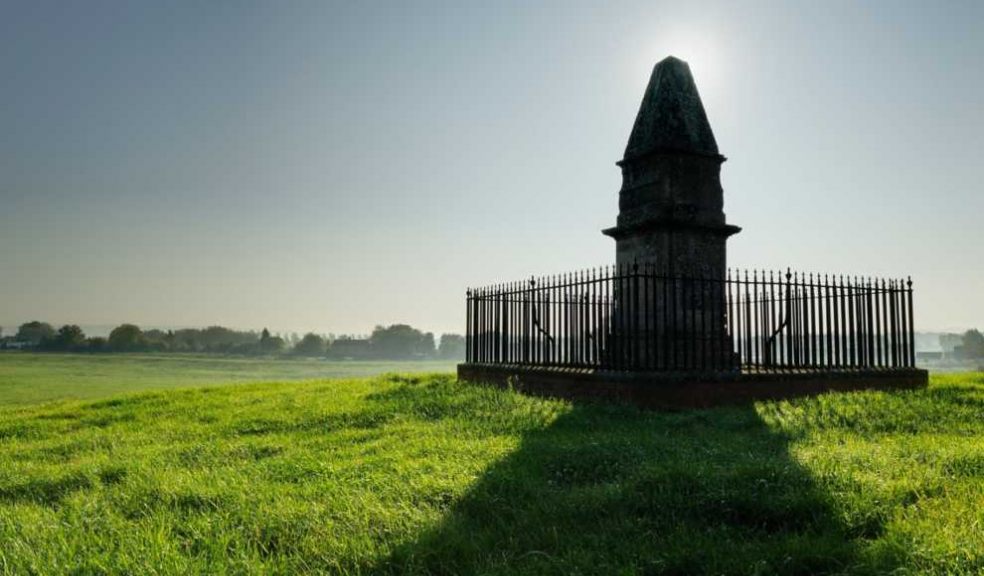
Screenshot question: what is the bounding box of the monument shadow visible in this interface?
[373,386,894,575]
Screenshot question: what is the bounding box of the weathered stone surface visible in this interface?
[604,55,739,276]
[623,55,720,160]
[602,56,741,368]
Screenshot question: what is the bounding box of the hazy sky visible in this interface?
[2,1,982,336]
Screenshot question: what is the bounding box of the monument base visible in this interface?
[457,363,929,410]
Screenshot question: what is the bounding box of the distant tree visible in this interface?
[16,321,55,345]
[421,332,436,358]
[369,324,435,359]
[197,326,258,353]
[962,329,984,359]
[87,337,109,353]
[45,325,87,351]
[259,328,285,354]
[326,335,372,360]
[142,329,172,352]
[170,329,200,352]
[438,334,466,360]
[293,333,327,357]
[163,326,259,354]
[163,329,177,351]
[108,324,147,352]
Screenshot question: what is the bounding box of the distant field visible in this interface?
[0,352,458,405]
[0,361,980,574]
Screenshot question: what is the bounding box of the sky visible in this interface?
[1,0,982,337]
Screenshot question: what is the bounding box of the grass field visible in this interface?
[0,352,458,406]
[0,356,981,574]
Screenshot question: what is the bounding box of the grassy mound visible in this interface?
[0,373,981,574]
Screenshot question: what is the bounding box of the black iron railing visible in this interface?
[465,264,915,372]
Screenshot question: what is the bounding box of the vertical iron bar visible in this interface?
[846,276,858,368]
[751,270,759,367]
[824,274,832,368]
[907,277,915,367]
[767,270,776,370]
[633,261,640,370]
[810,273,818,368]
[660,269,674,370]
[891,279,899,367]
[788,281,794,368]
[645,263,652,370]
[726,268,741,368]
[884,278,892,367]
[700,270,708,371]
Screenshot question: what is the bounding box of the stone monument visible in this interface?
[603,56,740,277]
[457,55,928,408]
[602,56,740,368]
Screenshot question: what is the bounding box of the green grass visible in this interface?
[0,361,981,574]
[0,352,458,406]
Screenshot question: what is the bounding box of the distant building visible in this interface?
[914,332,975,362]
[915,351,943,362]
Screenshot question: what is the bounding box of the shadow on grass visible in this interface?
[375,388,893,575]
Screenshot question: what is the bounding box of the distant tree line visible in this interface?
[925,329,984,361]
[0,321,465,360]
[955,329,984,359]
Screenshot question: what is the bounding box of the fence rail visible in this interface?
[465,264,916,373]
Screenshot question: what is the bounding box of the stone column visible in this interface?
[602,56,740,370]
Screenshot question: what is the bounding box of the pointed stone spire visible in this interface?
[623,56,720,161]
[604,55,738,277]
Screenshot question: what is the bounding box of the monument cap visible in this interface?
[622,55,720,161]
